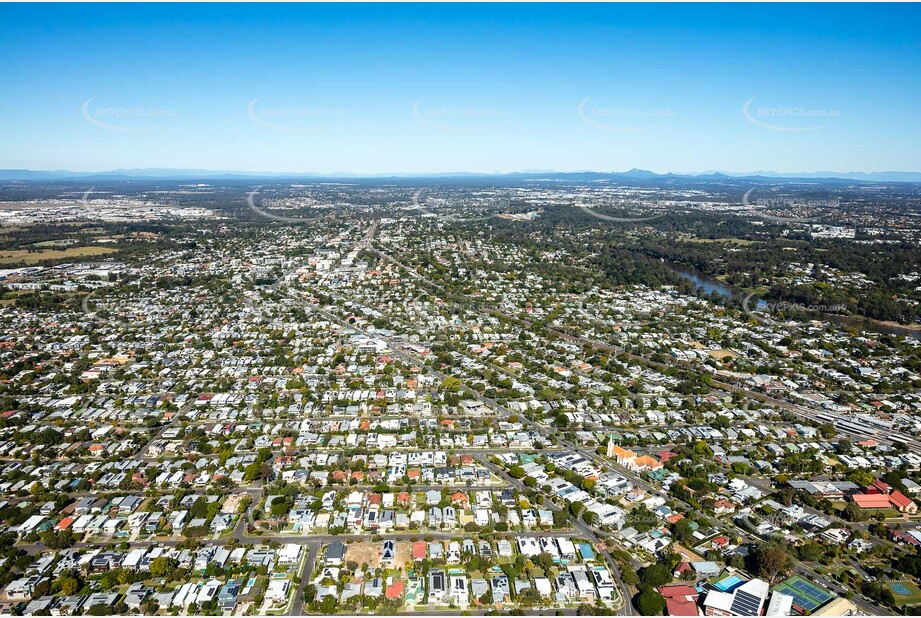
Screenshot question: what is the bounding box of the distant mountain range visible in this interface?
[1,167,920,183]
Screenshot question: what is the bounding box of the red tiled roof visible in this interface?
[873,479,891,493]
[386,581,404,599]
[659,585,698,599]
[852,493,891,509]
[666,514,685,524]
[665,598,699,616]
[889,490,914,509]
[634,455,663,469]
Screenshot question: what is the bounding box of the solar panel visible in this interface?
[730,590,763,616]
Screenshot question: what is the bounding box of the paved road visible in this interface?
[226,234,898,615]
[375,238,921,453]
[288,541,320,616]
[28,229,892,616]
[287,239,633,614]
[367,240,898,616]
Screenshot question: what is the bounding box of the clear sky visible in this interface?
[1,3,918,174]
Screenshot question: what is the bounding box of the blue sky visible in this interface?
[1,3,918,174]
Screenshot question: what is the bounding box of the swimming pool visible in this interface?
[714,575,744,592]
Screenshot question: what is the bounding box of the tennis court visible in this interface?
[774,575,835,612]
[888,581,921,606]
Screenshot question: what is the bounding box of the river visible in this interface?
[665,262,921,340]
[666,262,767,307]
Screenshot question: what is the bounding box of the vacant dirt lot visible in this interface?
[345,541,381,569]
[344,541,411,570]
[393,541,411,570]
[673,543,705,563]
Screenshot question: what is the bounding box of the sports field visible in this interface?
[0,246,117,264]
[774,575,835,612]
[889,581,921,607]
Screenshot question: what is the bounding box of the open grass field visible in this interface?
[683,237,760,246]
[0,245,117,264]
[30,239,78,247]
[889,581,921,607]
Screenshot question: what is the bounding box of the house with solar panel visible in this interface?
[703,578,769,616]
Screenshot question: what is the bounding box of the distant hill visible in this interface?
[1,168,920,183]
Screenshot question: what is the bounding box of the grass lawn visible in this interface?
[684,238,760,246]
[0,245,117,264]
[889,581,921,607]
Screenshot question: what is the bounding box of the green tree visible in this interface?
[60,576,80,596]
[640,564,673,588]
[270,499,290,517]
[847,469,874,487]
[441,377,462,392]
[752,545,790,584]
[149,556,178,579]
[636,589,666,616]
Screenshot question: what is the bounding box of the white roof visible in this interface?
[738,578,770,600]
[704,590,734,612]
[17,515,44,532]
[766,592,794,616]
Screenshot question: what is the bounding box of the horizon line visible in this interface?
[3,167,921,179]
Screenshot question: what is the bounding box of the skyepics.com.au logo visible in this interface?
[411,190,512,223]
[245,189,325,224]
[743,292,847,325]
[577,98,674,132]
[576,198,667,224]
[741,189,839,224]
[81,186,179,213]
[81,97,179,132]
[742,97,839,132]
[412,98,510,133]
[247,98,344,132]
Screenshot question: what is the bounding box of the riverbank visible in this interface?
[664,261,921,341]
